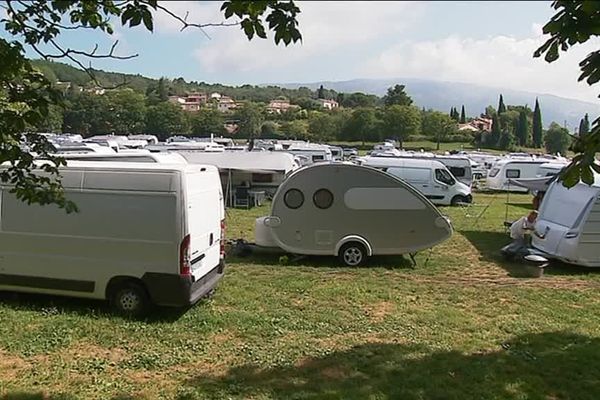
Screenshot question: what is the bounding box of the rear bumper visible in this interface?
[142,260,225,307]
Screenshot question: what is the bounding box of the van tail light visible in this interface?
[220,219,226,258]
[180,234,191,276]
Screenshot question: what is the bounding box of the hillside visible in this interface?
[30,60,326,104]
[271,77,600,130]
[31,60,598,130]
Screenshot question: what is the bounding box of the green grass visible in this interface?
[2,193,600,399]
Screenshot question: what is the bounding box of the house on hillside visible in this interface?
[318,98,339,110]
[458,116,493,133]
[267,99,301,114]
[217,96,238,112]
[168,93,208,112]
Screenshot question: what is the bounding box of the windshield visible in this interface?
[435,169,456,185]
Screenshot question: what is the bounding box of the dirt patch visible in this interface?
[364,301,395,323]
[320,365,349,380]
[0,350,30,380]
[61,341,126,363]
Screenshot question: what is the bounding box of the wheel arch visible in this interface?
[105,276,147,301]
[334,235,373,257]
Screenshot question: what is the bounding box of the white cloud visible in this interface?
[359,33,600,103]
[193,1,426,76]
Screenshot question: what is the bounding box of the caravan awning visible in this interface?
[508,176,555,192]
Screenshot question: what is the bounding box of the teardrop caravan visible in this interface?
[254,163,453,266]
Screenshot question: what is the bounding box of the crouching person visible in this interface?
[503,210,538,257]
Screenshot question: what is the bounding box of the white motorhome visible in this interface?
[327,145,344,161]
[358,156,472,206]
[254,163,453,266]
[59,150,188,164]
[51,142,117,155]
[532,175,600,267]
[0,162,225,315]
[486,159,567,192]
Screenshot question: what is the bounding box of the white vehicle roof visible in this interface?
[60,151,188,164]
[174,151,298,173]
[359,156,447,170]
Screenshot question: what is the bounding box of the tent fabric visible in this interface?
[508,177,554,192]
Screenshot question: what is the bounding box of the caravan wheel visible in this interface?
[339,242,368,267]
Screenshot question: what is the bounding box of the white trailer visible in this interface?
[254,163,453,266]
[532,176,600,267]
[486,159,567,192]
[0,162,226,315]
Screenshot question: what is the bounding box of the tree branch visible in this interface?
[153,3,239,38]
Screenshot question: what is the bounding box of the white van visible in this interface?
[358,157,472,206]
[0,162,225,316]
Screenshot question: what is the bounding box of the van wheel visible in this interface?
[451,195,466,206]
[111,282,149,317]
[339,242,368,267]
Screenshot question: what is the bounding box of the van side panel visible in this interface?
[0,188,179,299]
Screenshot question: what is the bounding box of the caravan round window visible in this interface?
[284,188,304,209]
[313,188,334,209]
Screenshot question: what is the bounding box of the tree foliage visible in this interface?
[382,105,421,147]
[383,85,413,107]
[579,113,590,137]
[532,99,543,147]
[534,1,600,187]
[544,122,572,155]
[422,110,457,150]
[145,102,190,140]
[236,103,265,139]
[498,94,506,114]
[516,110,530,146]
[460,105,466,124]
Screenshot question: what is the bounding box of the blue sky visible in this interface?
[2,1,599,102]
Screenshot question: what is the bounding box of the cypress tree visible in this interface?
[579,113,590,136]
[317,85,325,99]
[460,105,466,123]
[517,110,529,146]
[489,114,501,148]
[498,94,506,114]
[532,98,543,147]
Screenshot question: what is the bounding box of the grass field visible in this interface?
[2,193,600,399]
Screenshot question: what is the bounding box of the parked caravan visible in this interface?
[169,151,299,201]
[327,145,344,161]
[254,163,453,266]
[284,144,333,164]
[0,162,225,315]
[537,162,566,177]
[532,175,600,267]
[486,159,567,192]
[357,156,472,206]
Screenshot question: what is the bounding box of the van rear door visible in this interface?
[185,168,223,280]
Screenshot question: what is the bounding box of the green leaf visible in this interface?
[142,9,153,32]
[581,164,594,184]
